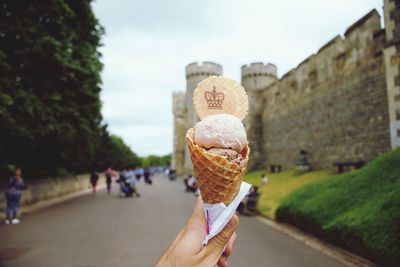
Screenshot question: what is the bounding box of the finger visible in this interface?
[223,232,237,258]
[204,214,239,259]
[217,256,228,267]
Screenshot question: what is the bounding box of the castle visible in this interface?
[172,1,400,176]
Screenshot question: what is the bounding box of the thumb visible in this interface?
[203,214,239,260]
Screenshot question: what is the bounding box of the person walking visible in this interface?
[4,168,27,225]
[105,167,113,194]
[90,171,99,193]
[144,167,152,185]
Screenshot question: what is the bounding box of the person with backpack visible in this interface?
[4,168,27,225]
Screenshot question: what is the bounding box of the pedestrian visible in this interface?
[184,175,198,192]
[144,167,152,185]
[261,173,268,185]
[134,167,141,181]
[117,168,127,197]
[105,167,113,194]
[4,168,27,225]
[90,171,99,193]
[296,150,310,175]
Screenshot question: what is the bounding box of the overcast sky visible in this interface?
[92,0,383,157]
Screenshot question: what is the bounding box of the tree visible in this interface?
[95,130,141,171]
[0,0,106,177]
[141,154,171,167]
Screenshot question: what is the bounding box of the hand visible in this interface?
[156,197,239,267]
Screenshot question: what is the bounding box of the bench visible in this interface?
[333,161,365,174]
[269,165,282,173]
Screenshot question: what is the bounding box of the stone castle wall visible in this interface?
[383,0,400,149]
[258,10,391,170]
[172,5,398,175]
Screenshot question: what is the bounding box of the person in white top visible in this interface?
[261,174,268,185]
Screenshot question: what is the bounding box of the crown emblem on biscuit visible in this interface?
[204,86,224,109]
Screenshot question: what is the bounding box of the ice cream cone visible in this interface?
[187,128,250,205]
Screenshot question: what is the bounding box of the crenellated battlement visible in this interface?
[241,62,278,93]
[241,62,277,78]
[264,9,383,109]
[185,61,223,78]
[257,8,390,171]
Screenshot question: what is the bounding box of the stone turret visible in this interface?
[241,62,277,91]
[184,61,223,173]
[241,62,278,170]
[172,91,186,176]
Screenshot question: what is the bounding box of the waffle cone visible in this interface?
[187,128,250,205]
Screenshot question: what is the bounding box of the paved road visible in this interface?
[0,174,345,267]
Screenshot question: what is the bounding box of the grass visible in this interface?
[276,149,400,266]
[244,169,331,218]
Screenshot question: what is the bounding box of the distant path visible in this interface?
[0,174,345,267]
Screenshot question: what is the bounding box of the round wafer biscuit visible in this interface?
[193,76,248,120]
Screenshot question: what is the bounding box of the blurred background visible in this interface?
[0,0,399,267]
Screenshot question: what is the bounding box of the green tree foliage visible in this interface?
[96,132,141,171]
[141,154,171,167]
[0,1,138,178]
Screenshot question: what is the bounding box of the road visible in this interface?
[0,174,345,267]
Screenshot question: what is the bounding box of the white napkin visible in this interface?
[202,182,252,246]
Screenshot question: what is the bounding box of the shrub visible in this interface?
[276,149,400,266]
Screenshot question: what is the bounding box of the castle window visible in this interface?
[395,94,400,101]
[396,109,400,120]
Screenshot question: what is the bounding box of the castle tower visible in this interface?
[172,91,186,177]
[241,62,278,170]
[383,0,400,149]
[184,62,223,173]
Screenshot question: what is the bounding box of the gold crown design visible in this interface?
[204,86,224,109]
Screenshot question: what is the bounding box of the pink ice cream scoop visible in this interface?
[194,114,248,152]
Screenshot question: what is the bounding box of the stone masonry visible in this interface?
[258,10,391,170]
[241,63,278,170]
[172,2,399,175]
[172,91,186,176]
[383,0,400,149]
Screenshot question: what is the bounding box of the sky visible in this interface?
[92,0,383,157]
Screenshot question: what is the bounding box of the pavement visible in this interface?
[0,174,346,267]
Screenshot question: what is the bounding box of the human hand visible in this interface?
[155,197,239,267]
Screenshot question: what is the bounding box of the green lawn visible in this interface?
[276,149,400,266]
[244,169,331,218]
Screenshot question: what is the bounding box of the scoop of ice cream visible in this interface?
[207,148,246,166]
[194,114,248,151]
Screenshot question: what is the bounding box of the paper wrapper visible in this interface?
[187,128,251,245]
[202,182,251,246]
